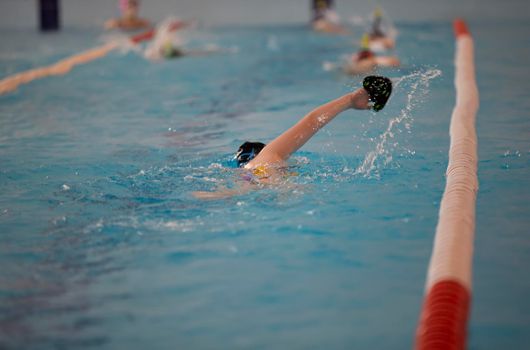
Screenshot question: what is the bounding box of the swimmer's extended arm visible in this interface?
[247,88,370,166]
[192,182,254,200]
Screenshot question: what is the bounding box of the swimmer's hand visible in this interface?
[362,76,392,111]
[349,88,371,109]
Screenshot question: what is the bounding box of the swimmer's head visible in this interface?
[374,6,383,19]
[315,0,330,11]
[161,41,182,58]
[313,0,332,21]
[120,0,139,17]
[235,141,266,167]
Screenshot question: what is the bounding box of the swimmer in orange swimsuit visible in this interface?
[193,76,393,200]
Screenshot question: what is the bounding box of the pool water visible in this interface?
[1,21,529,349]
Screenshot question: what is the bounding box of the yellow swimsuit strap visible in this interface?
[252,165,299,179]
[252,165,270,179]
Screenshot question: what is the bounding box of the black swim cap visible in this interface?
[235,141,266,167]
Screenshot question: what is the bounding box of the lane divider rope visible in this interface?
[0,27,158,95]
[415,18,479,350]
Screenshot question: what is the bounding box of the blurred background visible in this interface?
[1,0,529,29]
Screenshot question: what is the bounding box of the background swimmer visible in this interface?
[105,0,151,31]
[311,0,349,35]
[192,76,393,200]
[368,6,396,50]
[344,34,400,75]
[144,18,188,60]
[144,18,233,61]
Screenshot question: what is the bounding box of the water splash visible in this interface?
[144,16,188,60]
[267,36,280,51]
[354,69,442,177]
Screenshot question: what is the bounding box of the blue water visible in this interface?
[1,21,529,349]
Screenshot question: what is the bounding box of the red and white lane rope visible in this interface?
[0,22,187,96]
[415,19,479,350]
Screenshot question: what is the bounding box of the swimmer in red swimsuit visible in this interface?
[344,34,400,75]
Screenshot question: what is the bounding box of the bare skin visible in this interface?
[192,88,371,200]
[105,4,151,31]
[369,36,396,50]
[312,19,350,35]
[344,54,400,75]
[105,17,151,31]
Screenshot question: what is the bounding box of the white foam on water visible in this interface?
[354,69,442,177]
[267,36,279,51]
[322,61,338,72]
[144,16,187,61]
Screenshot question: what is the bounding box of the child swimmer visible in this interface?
[144,18,230,61]
[344,34,400,75]
[311,0,349,35]
[105,0,151,31]
[144,19,186,60]
[192,76,393,200]
[368,6,396,50]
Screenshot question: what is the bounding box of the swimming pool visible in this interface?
[1,21,529,349]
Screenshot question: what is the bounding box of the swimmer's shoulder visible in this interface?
[110,17,151,30]
[104,18,119,29]
[245,153,286,170]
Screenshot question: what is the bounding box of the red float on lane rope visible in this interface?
[453,19,470,38]
[415,280,471,350]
